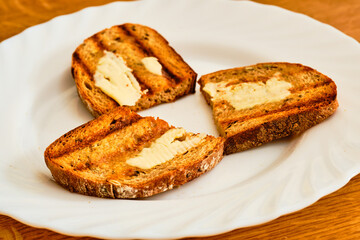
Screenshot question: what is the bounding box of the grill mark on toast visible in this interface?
[118,25,151,55]
[158,63,183,85]
[81,121,170,173]
[47,113,142,159]
[72,51,93,80]
[120,24,181,86]
[92,33,107,52]
[93,28,153,95]
[220,89,336,130]
[136,79,153,95]
[50,118,171,178]
[290,80,334,94]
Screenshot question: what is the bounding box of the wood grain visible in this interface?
[254,0,360,41]
[1,0,360,239]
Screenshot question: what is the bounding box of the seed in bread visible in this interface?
[198,62,338,155]
[44,107,225,198]
[72,23,197,117]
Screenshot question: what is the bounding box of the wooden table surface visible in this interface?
[1,0,359,239]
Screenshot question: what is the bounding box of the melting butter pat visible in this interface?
[126,128,205,169]
[141,57,163,75]
[203,73,293,110]
[94,50,144,106]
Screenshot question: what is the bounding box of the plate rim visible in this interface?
[1,0,360,239]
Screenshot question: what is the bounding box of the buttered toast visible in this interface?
[198,62,338,154]
[72,23,197,117]
[44,107,225,198]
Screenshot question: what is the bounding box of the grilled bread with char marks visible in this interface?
[44,107,225,198]
[72,23,197,117]
[198,62,338,155]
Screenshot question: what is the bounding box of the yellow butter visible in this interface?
[94,50,144,106]
[141,57,163,75]
[126,128,205,169]
[203,73,293,110]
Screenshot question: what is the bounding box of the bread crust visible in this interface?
[44,107,225,198]
[198,62,339,154]
[224,99,338,154]
[45,138,224,198]
[71,23,197,117]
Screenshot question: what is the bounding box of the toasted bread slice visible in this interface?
[44,107,225,198]
[72,23,197,117]
[198,62,338,155]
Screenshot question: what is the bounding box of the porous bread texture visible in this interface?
[198,62,338,155]
[44,107,225,198]
[72,23,197,118]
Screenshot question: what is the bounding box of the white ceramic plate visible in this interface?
[1,0,360,239]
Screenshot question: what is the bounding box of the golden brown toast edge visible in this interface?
[223,99,338,154]
[45,136,224,198]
